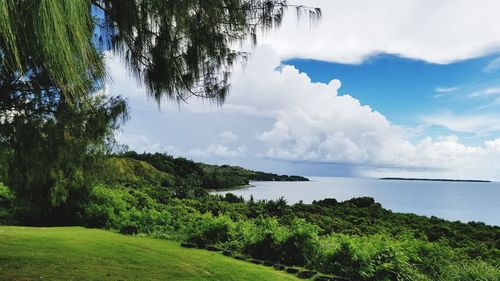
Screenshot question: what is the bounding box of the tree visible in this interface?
[1,0,320,104]
[0,1,104,100]
[0,59,127,224]
[0,0,319,224]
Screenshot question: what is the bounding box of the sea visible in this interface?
[212,176,500,226]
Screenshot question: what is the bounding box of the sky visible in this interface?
[108,0,500,180]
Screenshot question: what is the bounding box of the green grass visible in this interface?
[0,226,300,281]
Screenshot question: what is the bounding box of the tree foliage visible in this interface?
[0,70,127,224]
[0,0,319,223]
[0,0,104,98]
[94,0,310,103]
[1,0,320,105]
[0,46,127,224]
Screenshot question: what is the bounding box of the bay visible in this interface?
[212,177,500,226]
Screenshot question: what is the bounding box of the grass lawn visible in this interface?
[0,226,300,281]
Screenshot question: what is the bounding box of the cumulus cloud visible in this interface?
[225,46,500,179]
[362,136,500,180]
[118,132,246,159]
[109,42,500,179]
[116,133,162,153]
[188,144,247,158]
[228,46,407,165]
[220,131,238,143]
[261,0,500,64]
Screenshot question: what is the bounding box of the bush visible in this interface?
[0,183,14,206]
[440,261,500,281]
[280,219,320,266]
[82,185,130,228]
[311,234,432,281]
[241,217,291,262]
[185,213,235,246]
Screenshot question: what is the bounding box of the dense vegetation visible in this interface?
[0,226,299,281]
[2,155,498,281]
[0,0,316,234]
[120,151,308,190]
[7,2,489,280]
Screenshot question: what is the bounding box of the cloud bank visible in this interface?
[262,0,500,64]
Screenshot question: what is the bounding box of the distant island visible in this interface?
[380,177,491,183]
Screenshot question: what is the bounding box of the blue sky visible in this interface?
[109,0,500,180]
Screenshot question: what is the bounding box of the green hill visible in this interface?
[0,226,300,281]
[118,151,308,190]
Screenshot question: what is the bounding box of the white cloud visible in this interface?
[469,87,500,98]
[116,133,161,153]
[422,113,500,133]
[226,46,500,179]
[261,0,500,64]
[435,87,459,93]
[110,44,500,180]
[188,144,247,158]
[484,57,500,72]
[220,131,238,143]
[361,136,500,180]
[228,46,408,166]
[479,97,500,109]
[117,132,246,159]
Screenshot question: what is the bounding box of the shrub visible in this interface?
[280,218,320,266]
[241,217,291,262]
[440,261,500,281]
[311,234,432,281]
[0,183,14,206]
[185,213,235,246]
[82,185,130,228]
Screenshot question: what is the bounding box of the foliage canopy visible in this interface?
[1,0,320,104]
[0,0,319,221]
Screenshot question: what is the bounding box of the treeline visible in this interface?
[119,151,308,190]
[249,172,309,182]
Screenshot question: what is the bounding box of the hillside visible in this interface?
[119,151,308,190]
[0,226,300,281]
[101,157,175,187]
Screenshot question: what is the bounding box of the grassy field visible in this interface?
[0,226,300,281]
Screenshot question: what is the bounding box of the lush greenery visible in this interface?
[0,226,300,281]
[0,63,128,225]
[120,151,308,191]
[3,156,497,280]
[0,0,315,228]
[5,2,488,280]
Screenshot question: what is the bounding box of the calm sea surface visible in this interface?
[212,177,500,226]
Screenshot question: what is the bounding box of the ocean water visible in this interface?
[212,177,500,226]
